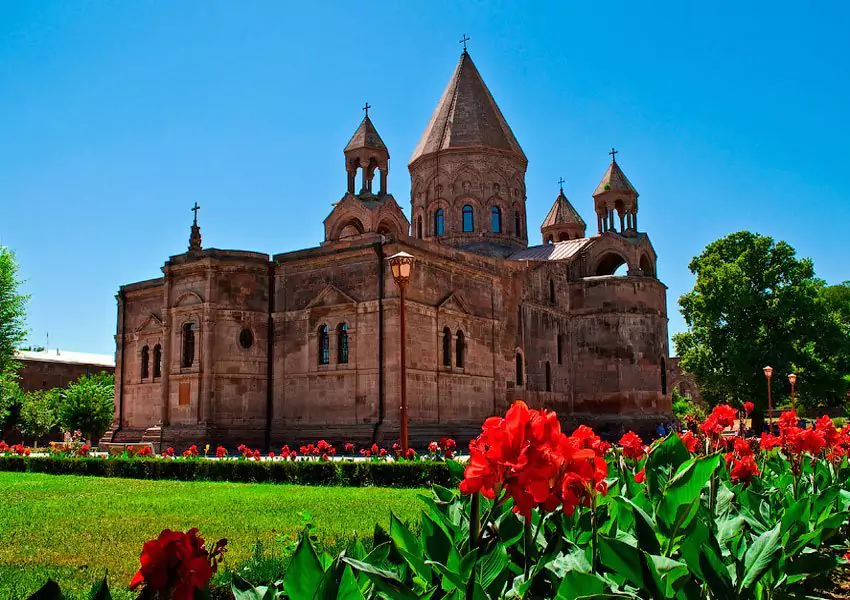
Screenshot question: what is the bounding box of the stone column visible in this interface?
[619,212,625,233]
[597,213,603,234]
[160,274,172,425]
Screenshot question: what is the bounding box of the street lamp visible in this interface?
[388,251,415,451]
[788,373,797,412]
[763,366,774,431]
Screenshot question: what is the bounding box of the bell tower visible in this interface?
[540,179,586,243]
[344,103,389,198]
[592,149,639,236]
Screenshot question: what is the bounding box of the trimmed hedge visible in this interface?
[0,455,454,488]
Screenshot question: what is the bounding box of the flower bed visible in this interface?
[0,454,453,487]
[23,401,850,598]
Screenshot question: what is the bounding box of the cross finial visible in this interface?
[460,34,470,52]
[557,177,565,192]
[609,147,619,162]
[363,102,371,117]
[191,202,201,226]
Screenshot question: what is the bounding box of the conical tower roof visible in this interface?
[542,190,586,229]
[409,51,525,164]
[593,160,638,197]
[345,115,388,153]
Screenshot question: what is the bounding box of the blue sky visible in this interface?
[1,1,848,356]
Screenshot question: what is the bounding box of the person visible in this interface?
[656,422,666,438]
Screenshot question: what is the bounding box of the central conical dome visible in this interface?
[409,51,526,165]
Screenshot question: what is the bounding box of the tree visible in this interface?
[674,231,850,425]
[822,281,850,327]
[0,246,28,377]
[20,388,59,442]
[0,372,24,430]
[58,372,115,441]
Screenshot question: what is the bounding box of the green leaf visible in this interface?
[89,576,112,600]
[26,580,63,600]
[336,565,366,600]
[738,522,782,595]
[657,454,719,529]
[284,532,326,600]
[390,512,433,584]
[421,512,453,566]
[480,543,509,590]
[231,573,274,600]
[616,497,661,555]
[598,535,644,589]
[644,434,690,500]
[555,571,607,600]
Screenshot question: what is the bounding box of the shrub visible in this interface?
[58,372,114,441]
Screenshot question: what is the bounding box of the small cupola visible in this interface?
[592,148,639,236]
[541,178,586,243]
[344,104,390,197]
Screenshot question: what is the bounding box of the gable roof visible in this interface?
[508,238,592,262]
[593,161,638,197]
[410,52,525,164]
[542,191,586,229]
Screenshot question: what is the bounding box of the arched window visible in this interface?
[456,330,465,369]
[545,361,552,392]
[442,327,451,367]
[153,344,162,378]
[141,345,149,379]
[181,323,195,368]
[515,352,524,386]
[318,325,329,365]
[434,209,445,236]
[661,357,668,395]
[514,211,521,236]
[557,334,563,365]
[491,206,502,233]
[337,323,349,364]
[462,205,474,232]
[416,216,423,239]
[549,279,556,304]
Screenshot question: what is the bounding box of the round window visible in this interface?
[239,329,254,350]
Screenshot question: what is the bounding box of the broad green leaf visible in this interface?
[785,552,840,585]
[657,454,719,529]
[738,522,782,595]
[231,573,274,600]
[644,433,690,500]
[337,565,366,600]
[421,512,453,566]
[616,497,660,555]
[555,571,607,600]
[27,579,64,600]
[390,513,432,584]
[425,560,466,591]
[90,576,112,600]
[284,533,326,600]
[598,535,644,589]
[480,543,509,590]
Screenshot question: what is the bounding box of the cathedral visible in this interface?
[106,50,671,450]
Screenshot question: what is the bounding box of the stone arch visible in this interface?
[515,349,525,387]
[451,165,481,198]
[427,199,451,236]
[594,252,629,276]
[337,218,365,240]
[175,291,204,307]
[639,253,655,277]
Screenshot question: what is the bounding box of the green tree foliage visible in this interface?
[822,281,850,327]
[0,246,28,377]
[58,372,115,441]
[0,372,24,429]
[19,388,59,441]
[674,231,850,417]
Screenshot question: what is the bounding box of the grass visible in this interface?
[0,472,425,599]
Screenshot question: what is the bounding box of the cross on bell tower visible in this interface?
[188,202,202,252]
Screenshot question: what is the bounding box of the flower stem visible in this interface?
[591,495,599,572]
[469,492,480,553]
[523,515,532,579]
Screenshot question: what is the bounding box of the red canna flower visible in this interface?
[678,431,699,453]
[252,449,261,460]
[165,447,175,457]
[730,455,760,485]
[743,402,754,415]
[215,446,227,458]
[799,428,826,456]
[405,448,416,460]
[733,437,754,457]
[130,528,226,600]
[268,452,275,458]
[618,431,645,460]
[778,409,798,432]
[78,444,90,457]
[816,416,840,448]
[428,441,439,454]
[760,432,782,451]
[343,443,355,454]
[634,468,646,483]
[0,441,8,452]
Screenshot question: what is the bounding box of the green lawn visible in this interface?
[0,472,425,599]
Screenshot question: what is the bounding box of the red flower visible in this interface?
[138,446,153,457]
[378,448,388,457]
[618,431,645,460]
[252,449,261,460]
[440,437,457,452]
[405,448,416,460]
[428,441,439,454]
[760,432,782,451]
[799,428,826,456]
[677,431,699,453]
[130,528,226,600]
[778,409,798,432]
[268,452,275,458]
[343,443,355,454]
[0,441,7,452]
[215,446,227,458]
[78,444,90,457]
[743,402,754,415]
[634,468,646,483]
[165,447,175,457]
[816,416,840,448]
[733,437,754,457]
[320,453,329,461]
[730,455,760,485]
[182,445,199,458]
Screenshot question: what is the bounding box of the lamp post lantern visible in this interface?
[763,366,774,431]
[388,251,415,451]
[788,373,797,412]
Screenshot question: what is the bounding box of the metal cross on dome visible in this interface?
[460,34,470,51]
[363,102,371,117]
[191,202,201,225]
[558,177,565,192]
[609,147,619,162]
